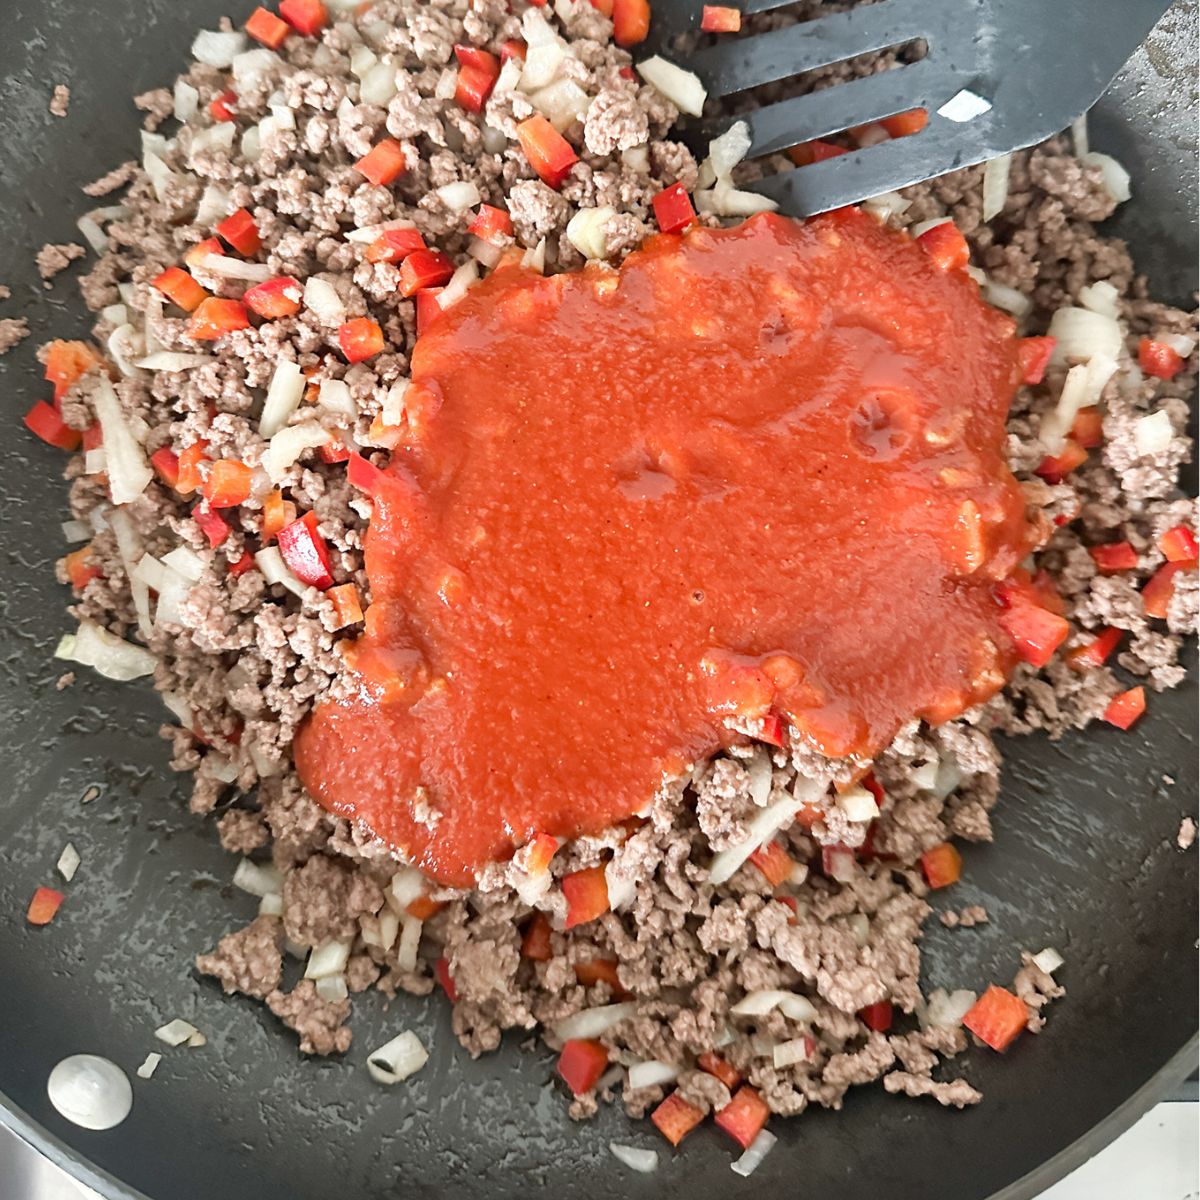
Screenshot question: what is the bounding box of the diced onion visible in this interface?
[317,377,357,417]
[1081,151,1131,204]
[367,1030,428,1084]
[709,780,822,885]
[1041,356,1116,454]
[194,253,272,282]
[849,912,870,947]
[233,858,284,898]
[1047,305,1123,365]
[565,206,616,261]
[195,184,231,227]
[468,235,503,269]
[134,352,215,371]
[521,8,560,47]
[552,1002,637,1041]
[174,81,199,123]
[57,619,155,681]
[1032,947,1064,975]
[772,1038,810,1068]
[837,785,878,823]
[62,519,90,543]
[1160,333,1196,358]
[76,216,108,255]
[434,68,458,102]
[731,989,816,1020]
[315,975,349,1002]
[984,279,1033,319]
[259,360,306,437]
[982,153,1011,221]
[266,421,330,482]
[92,377,153,504]
[910,216,952,238]
[921,987,977,1030]
[621,144,650,175]
[189,123,236,162]
[637,55,707,118]
[106,324,144,380]
[695,181,778,217]
[862,190,912,223]
[350,45,377,77]
[136,1053,161,1080]
[520,42,567,92]
[56,843,81,882]
[731,1129,777,1177]
[303,277,347,326]
[387,866,427,911]
[101,303,129,327]
[609,1144,658,1174]
[395,913,421,972]
[382,379,409,427]
[438,260,479,310]
[528,78,590,133]
[109,508,153,639]
[708,121,752,182]
[254,545,307,597]
[345,216,417,244]
[1133,410,1173,456]
[305,939,351,980]
[142,151,177,204]
[937,88,992,123]
[360,61,398,105]
[626,1060,679,1090]
[84,448,108,475]
[192,30,247,67]
[1071,113,1089,158]
[248,742,283,779]
[1079,280,1120,320]
[155,1018,200,1047]
[161,544,206,582]
[232,47,278,89]
[604,859,637,911]
[746,747,773,807]
[206,754,237,784]
[521,238,547,274]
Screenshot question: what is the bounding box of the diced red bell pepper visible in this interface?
[326,582,364,628]
[858,1000,893,1032]
[210,89,238,122]
[963,985,1028,1052]
[365,227,426,264]
[591,0,615,15]
[176,441,209,495]
[80,422,102,450]
[455,62,500,112]
[916,221,969,272]
[1071,406,1103,449]
[186,297,251,340]
[243,275,303,319]
[652,182,696,235]
[515,115,579,190]
[261,489,297,541]
[153,266,208,312]
[44,340,102,402]
[651,1093,706,1146]
[524,832,559,874]
[338,316,385,363]
[920,841,962,888]
[64,545,102,591]
[611,0,651,46]
[399,249,455,297]
[354,138,408,187]
[574,958,626,996]
[748,840,793,888]
[520,911,554,961]
[215,208,262,256]
[500,38,527,62]
[561,865,609,929]
[454,44,500,74]
[1016,336,1056,386]
[1138,337,1185,380]
[406,893,446,921]
[185,237,225,270]
[1142,561,1185,619]
[246,6,291,47]
[203,459,254,508]
[434,956,458,1002]
[861,771,886,809]
[228,550,257,577]
[788,139,847,167]
[1034,438,1088,484]
[193,504,231,548]
[150,446,180,488]
[1103,685,1146,730]
[618,65,636,80]
[346,451,386,495]
[758,712,785,747]
[880,107,928,138]
[1065,626,1123,669]
[468,204,514,243]
[279,0,329,37]
[415,288,445,336]
[556,1039,609,1096]
[1089,541,1138,573]
[697,1052,741,1091]
[277,510,334,588]
[700,5,741,32]
[24,401,81,451]
[1158,525,1198,564]
[318,440,352,464]
[714,1086,770,1150]
[27,886,65,926]
[998,602,1070,669]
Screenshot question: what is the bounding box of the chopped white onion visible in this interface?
[62,519,90,543]
[521,238,547,274]
[1041,354,1117,454]
[695,180,778,217]
[193,30,247,68]
[1071,113,1089,158]
[837,785,879,823]
[626,1060,679,1090]
[368,1030,428,1084]
[317,377,357,417]
[206,753,238,784]
[481,124,508,154]
[521,7,560,47]
[101,303,129,327]
[1133,409,1173,456]
[303,277,347,326]
[772,1037,810,1068]
[528,78,591,133]
[708,121,752,182]
[314,975,349,1002]
[56,843,81,882]
[1048,305,1123,365]
[981,153,1011,221]
[259,360,306,437]
[142,151,178,204]
[84,448,108,475]
[254,545,307,597]
[382,379,410,427]
[265,422,331,482]
[106,324,144,380]
[731,1129,777,1177]
[387,866,428,911]
[233,858,284,898]
[395,913,422,972]
[47,1056,132,1131]
[305,939,352,980]
[520,42,567,91]
[731,989,809,1018]
[173,81,199,123]
[552,1002,637,1041]
[189,123,236,162]
[984,279,1033,319]
[609,1143,659,1174]
[937,88,992,123]
[155,1018,200,1047]
[360,61,398,105]
[1160,333,1197,358]
[1079,280,1120,320]
[910,216,952,239]
[434,67,458,102]
[708,780,822,885]
[621,144,650,175]
[108,508,153,639]
[1082,151,1131,204]
[921,988,977,1030]
[565,206,616,261]
[746,747,773,807]
[862,190,913,223]
[637,55,707,118]
[345,216,417,244]
[438,260,479,309]
[159,691,193,729]
[136,1053,162,1080]
[248,742,283,778]
[57,619,155,681]
[194,252,272,282]
[604,859,637,911]
[350,45,378,77]
[161,544,205,582]
[92,377,153,504]
[232,47,278,90]
[468,235,503,269]
[258,892,283,917]
[849,912,870,947]
[1032,947,1064,975]
[134,351,214,371]
[76,215,108,254]
[195,184,231,227]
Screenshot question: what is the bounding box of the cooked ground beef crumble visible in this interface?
[33,0,1197,1139]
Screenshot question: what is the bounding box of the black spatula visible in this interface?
[642,0,1174,214]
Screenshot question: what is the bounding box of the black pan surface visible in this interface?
[0,3,1195,1199]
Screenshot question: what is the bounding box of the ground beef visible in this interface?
[49,85,70,118]
[36,242,85,281]
[33,0,1195,1144]
[940,904,989,928]
[0,318,29,354]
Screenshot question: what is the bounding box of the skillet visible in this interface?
[0,2,1195,1197]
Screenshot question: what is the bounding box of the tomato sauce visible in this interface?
[294,210,1038,885]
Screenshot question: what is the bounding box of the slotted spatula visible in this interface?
[642,0,1174,214]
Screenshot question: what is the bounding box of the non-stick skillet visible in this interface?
[0,2,1195,1198]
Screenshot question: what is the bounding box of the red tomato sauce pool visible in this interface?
[294,210,1038,886]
